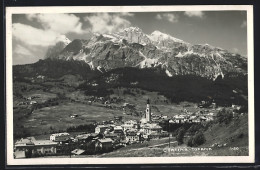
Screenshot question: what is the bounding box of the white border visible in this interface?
[6,5,254,165]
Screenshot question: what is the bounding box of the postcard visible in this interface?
[5,5,254,165]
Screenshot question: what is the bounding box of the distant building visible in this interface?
[15,137,36,147]
[14,150,26,159]
[143,123,162,135]
[74,134,90,143]
[70,114,78,118]
[125,131,139,143]
[30,101,37,105]
[148,132,160,139]
[121,120,137,131]
[114,116,123,122]
[113,126,124,136]
[95,138,113,152]
[104,133,118,141]
[32,140,58,155]
[14,137,58,157]
[95,125,109,134]
[50,132,70,142]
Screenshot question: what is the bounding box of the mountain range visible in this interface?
[45,27,247,80]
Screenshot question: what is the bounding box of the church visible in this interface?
[140,99,163,135]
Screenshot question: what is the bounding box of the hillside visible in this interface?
[79,67,248,106]
[13,58,101,80]
[99,114,248,157]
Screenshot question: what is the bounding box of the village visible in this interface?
[14,98,243,158]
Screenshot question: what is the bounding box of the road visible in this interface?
[129,141,178,151]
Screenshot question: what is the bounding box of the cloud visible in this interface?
[12,39,48,65]
[155,13,178,23]
[12,13,89,64]
[84,13,134,34]
[14,44,33,56]
[241,20,247,28]
[184,11,204,18]
[13,23,60,46]
[26,13,86,34]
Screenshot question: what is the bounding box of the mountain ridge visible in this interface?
[44,26,247,80]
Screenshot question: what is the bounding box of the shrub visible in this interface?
[216,108,233,124]
[176,128,185,145]
[187,131,206,147]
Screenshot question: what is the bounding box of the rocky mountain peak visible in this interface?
[150,30,184,43]
[44,27,247,80]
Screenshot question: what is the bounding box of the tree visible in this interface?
[176,128,185,145]
[187,131,206,147]
[216,108,233,124]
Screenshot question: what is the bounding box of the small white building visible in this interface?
[95,125,109,134]
[125,131,139,143]
[143,123,162,135]
[121,120,137,131]
[50,132,70,142]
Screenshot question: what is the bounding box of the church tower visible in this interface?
[146,99,151,122]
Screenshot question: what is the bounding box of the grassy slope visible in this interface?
[99,115,249,157]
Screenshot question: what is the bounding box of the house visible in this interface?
[148,132,160,139]
[125,131,139,143]
[169,119,175,124]
[70,114,78,118]
[104,133,118,141]
[113,126,124,138]
[15,137,36,145]
[14,150,26,159]
[95,125,109,134]
[143,123,162,135]
[95,138,113,152]
[174,117,184,124]
[200,116,207,122]
[50,132,70,142]
[74,134,90,143]
[161,115,168,119]
[30,101,37,105]
[88,133,101,141]
[160,131,169,138]
[188,116,197,123]
[121,120,137,131]
[114,116,123,122]
[31,140,58,155]
[15,137,58,156]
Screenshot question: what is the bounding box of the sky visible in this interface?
[12,11,247,65]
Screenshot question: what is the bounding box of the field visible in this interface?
[13,85,221,140]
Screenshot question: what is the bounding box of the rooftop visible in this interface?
[50,132,70,137]
[144,123,162,129]
[98,138,113,143]
[15,137,36,146]
[34,140,58,146]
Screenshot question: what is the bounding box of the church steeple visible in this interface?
[146,98,151,122]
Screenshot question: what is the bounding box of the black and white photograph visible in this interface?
[5,5,254,164]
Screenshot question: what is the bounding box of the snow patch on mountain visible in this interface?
[97,66,103,73]
[165,69,173,77]
[88,61,95,70]
[175,52,184,57]
[138,51,158,68]
[149,30,184,43]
